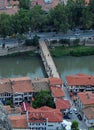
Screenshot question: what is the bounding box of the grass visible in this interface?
[50,46,94,57]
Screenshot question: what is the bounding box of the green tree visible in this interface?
[71,120,79,130]
[19,0,30,10]
[0,13,12,38]
[89,0,94,14]
[48,4,69,33]
[32,90,55,108]
[11,9,30,34]
[67,0,85,29]
[82,6,93,29]
[32,35,39,46]
[30,5,45,32]
[5,99,12,106]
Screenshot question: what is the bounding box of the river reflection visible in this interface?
[54,55,94,81]
[0,56,45,79]
[0,55,94,80]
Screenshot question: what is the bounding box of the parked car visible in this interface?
[74,33,80,36]
[77,114,82,120]
[63,114,71,119]
[72,108,78,114]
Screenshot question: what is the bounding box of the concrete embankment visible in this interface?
[0,46,36,56]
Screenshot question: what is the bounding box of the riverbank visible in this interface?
[0,46,38,57]
[50,46,94,57]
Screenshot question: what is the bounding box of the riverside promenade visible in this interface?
[39,40,60,78]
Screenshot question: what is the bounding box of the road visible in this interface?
[0,30,94,45]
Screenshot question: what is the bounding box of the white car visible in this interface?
[74,33,80,36]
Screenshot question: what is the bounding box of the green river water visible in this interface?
[0,55,94,81]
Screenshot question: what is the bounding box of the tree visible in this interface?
[19,0,30,10]
[30,5,45,32]
[66,0,85,29]
[11,9,30,34]
[32,35,39,46]
[32,90,55,108]
[82,6,93,29]
[71,121,79,130]
[0,13,12,38]
[48,4,69,33]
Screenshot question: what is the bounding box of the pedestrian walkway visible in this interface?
[39,40,60,78]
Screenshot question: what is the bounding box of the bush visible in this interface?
[59,39,70,45]
[73,39,80,46]
[25,39,33,46]
[50,40,58,44]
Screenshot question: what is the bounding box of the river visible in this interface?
[0,55,94,81]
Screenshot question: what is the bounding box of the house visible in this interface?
[76,92,94,110]
[0,0,18,15]
[82,106,94,127]
[0,78,13,104]
[4,105,22,116]
[10,77,33,106]
[0,77,33,106]
[66,74,94,93]
[32,78,49,93]
[49,77,63,87]
[27,106,62,130]
[55,99,71,113]
[9,114,28,129]
[50,86,64,100]
[31,0,62,11]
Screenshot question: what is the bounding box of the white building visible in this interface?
[83,107,94,127]
[0,77,33,106]
[66,74,94,93]
[27,106,62,130]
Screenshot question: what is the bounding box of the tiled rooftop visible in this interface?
[66,74,94,86]
[31,0,61,11]
[49,77,63,86]
[56,99,71,110]
[4,105,22,115]
[83,107,94,119]
[32,78,49,92]
[78,92,94,106]
[0,78,12,93]
[51,86,64,98]
[9,114,27,129]
[10,77,33,93]
[28,106,62,122]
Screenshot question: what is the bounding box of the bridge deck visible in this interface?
[39,40,60,78]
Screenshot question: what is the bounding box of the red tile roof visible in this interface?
[9,114,27,129]
[4,105,22,114]
[31,0,61,11]
[0,7,18,15]
[51,86,64,98]
[66,74,94,86]
[28,106,62,122]
[10,77,33,93]
[56,99,71,110]
[49,77,63,86]
[83,107,94,119]
[78,92,94,106]
[0,78,12,94]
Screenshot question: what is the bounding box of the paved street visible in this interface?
[63,85,88,130]
[0,30,94,45]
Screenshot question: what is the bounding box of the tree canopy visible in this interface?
[0,0,94,38]
[71,120,79,130]
[19,0,30,10]
[32,90,55,108]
